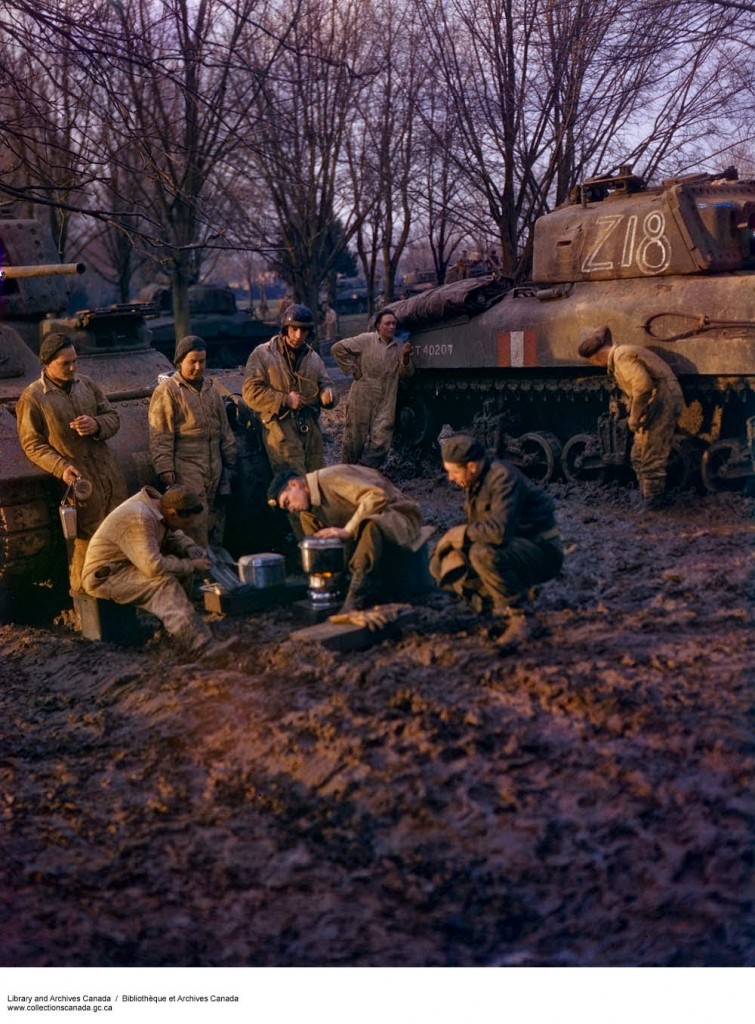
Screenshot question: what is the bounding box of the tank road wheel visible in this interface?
[561,433,606,484]
[396,394,439,449]
[666,437,702,492]
[701,439,750,493]
[512,432,562,485]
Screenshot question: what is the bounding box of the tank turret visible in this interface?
[390,167,755,493]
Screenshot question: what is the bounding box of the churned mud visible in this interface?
[0,404,753,966]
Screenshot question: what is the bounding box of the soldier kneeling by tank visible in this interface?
[266,464,426,612]
[81,484,235,660]
[431,434,563,650]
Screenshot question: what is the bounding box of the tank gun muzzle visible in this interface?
[0,262,85,280]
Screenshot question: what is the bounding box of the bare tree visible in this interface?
[235,0,373,314]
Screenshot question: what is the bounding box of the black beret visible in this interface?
[440,434,485,464]
[174,334,207,365]
[159,485,204,513]
[266,469,302,507]
[39,333,75,364]
[577,326,612,359]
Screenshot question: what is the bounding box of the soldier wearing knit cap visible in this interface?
[578,326,683,507]
[148,334,237,548]
[82,483,236,660]
[15,333,127,591]
[431,434,563,650]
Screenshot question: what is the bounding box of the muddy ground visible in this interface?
[0,396,753,967]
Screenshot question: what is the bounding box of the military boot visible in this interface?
[341,571,381,613]
[491,606,529,653]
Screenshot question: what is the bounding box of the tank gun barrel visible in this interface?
[0,262,85,280]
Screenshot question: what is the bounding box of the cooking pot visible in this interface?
[238,552,286,589]
[299,536,346,574]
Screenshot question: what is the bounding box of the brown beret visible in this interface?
[39,333,75,364]
[160,485,204,513]
[440,434,485,464]
[174,334,207,366]
[577,326,612,359]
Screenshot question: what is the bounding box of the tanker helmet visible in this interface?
[281,303,315,329]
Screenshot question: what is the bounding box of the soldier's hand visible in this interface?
[159,471,177,489]
[320,387,334,407]
[69,415,98,436]
[316,526,350,540]
[190,557,211,573]
[444,524,467,549]
[286,391,305,410]
[62,464,82,486]
[401,342,413,361]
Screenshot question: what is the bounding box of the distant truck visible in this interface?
[137,282,274,368]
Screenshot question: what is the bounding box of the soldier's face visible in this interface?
[45,347,78,384]
[376,314,396,341]
[443,460,481,489]
[285,326,309,348]
[278,478,310,512]
[179,350,207,381]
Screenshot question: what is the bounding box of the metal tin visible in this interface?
[237,552,285,589]
[299,536,346,574]
[58,504,78,540]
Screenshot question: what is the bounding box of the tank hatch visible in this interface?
[533,171,755,283]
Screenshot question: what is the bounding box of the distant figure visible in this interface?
[455,249,471,279]
[16,333,127,592]
[578,326,684,508]
[331,309,413,468]
[321,301,338,344]
[278,293,293,321]
[257,295,269,319]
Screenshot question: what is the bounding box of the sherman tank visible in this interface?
[391,168,755,492]
[137,282,274,368]
[0,219,174,618]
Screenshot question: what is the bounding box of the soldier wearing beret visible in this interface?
[578,326,683,507]
[431,434,563,648]
[266,463,424,612]
[148,335,237,548]
[82,485,232,659]
[15,333,127,591]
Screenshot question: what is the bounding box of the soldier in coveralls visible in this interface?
[331,309,413,468]
[578,326,684,507]
[148,335,237,548]
[16,333,127,592]
[431,435,563,650]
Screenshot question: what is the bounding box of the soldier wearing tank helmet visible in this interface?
[15,332,127,591]
[242,303,336,474]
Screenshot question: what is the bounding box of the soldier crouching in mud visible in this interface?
[81,484,236,661]
[266,463,427,613]
[430,434,564,650]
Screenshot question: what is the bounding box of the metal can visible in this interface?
[238,552,286,589]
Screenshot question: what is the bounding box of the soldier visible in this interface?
[266,463,424,612]
[578,326,684,507]
[148,335,237,548]
[81,484,233,660]
[15,333,127,592]
[431,434,563,649]
[242,304,336,475]
[331,309,413,468]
